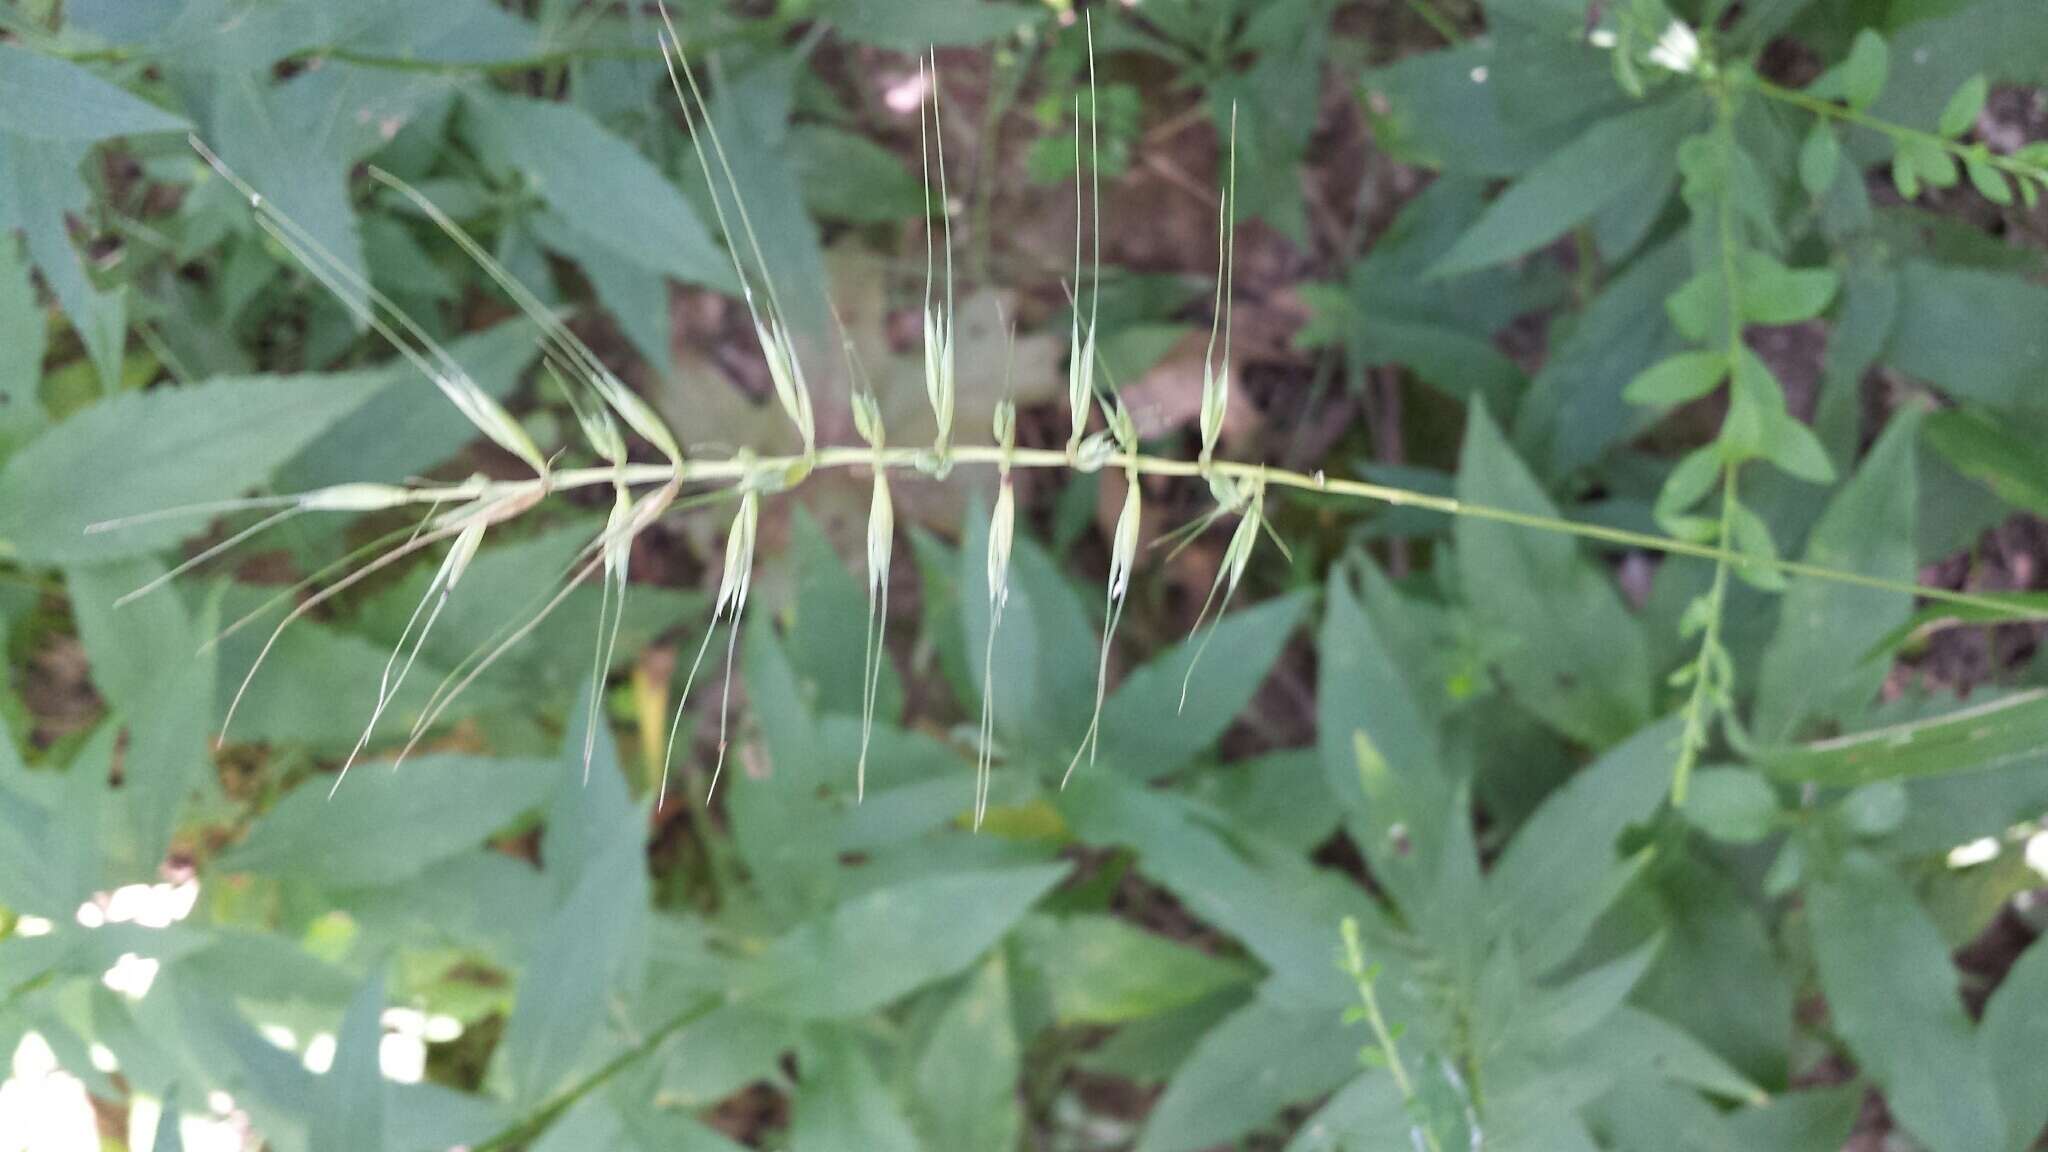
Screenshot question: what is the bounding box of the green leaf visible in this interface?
[1015,914,1256,1026]
[1838,30,1890,110]
[1455,404,1652,746]
[502,828,649,1105]
[0,369,387,565]
[152,1086,187,1152]
[0,44,189,141]
[1721,1085,1862,1152]
[1756,689,2048,787]
[1798,124,1841,199]
[209,64,439,321]
[219,755,557,887]
[912,956,1021,1152]
[1625,350,1727,409]
[793,125,926,223]
[1753,412,1918,742]
[67,560,219,867]
[1939,74,1988,138]
[1738,252,1839,325]
[735,864,1068,1018]
[1319,566,1448,910]
[3,135,128,391]
[1489,718,1677,975]
[1682,768,1779,842]
[823,0,1043,46]
[1060,775,1381,1004]
[1924,406,2048,517]
[790,1028,923,1152]
[1135,992,1361,1152]
[313,971,388,1152]
[1430,95,1703,278]
[1888,262,2048,407]
[1966,154,2014,204]
[1981,937,2048,1147]
[1102,592,1308,777]
[1807,851,2004,1152]
[469,93,733,292]
[0,233,47,452]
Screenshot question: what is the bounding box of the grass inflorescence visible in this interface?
[100,8,2048,818]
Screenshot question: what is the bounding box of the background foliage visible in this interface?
[4,0,2048,1150]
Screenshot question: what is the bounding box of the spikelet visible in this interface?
[920,50,957,464]
[1065,401,1140,790]
[852,391,893,801]
[1199,105,1237,467]
[662,488,760,806]
[976,399,1019,827]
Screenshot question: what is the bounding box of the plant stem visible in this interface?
[351,443,2043,623]
[1745,76,2048,184]
[459,998,715,1152]
[1340,917,1442,1152]
[1672,467,1738,805]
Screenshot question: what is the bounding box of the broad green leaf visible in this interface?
[1014,914,1255,1026]
[735,864,1067,1018]
[1101,592,1309,778]
[1318,566,1443,847]
[531,1091,748,1152]
[824,0,1042,46]
[1982,938,2048,1149]
[1888,262,2048,407]
[502,829,649,1105]
[790,1028,922,1152]
[1489,718,1677,975]
[68,561,219,868]
[1721,1085,1862,1152]
[1625,350,1727,409]
[1060,775,1382,1004]
[1753,690,2048,785]
[312,971,387,1152]
[1634,856,1794,1087]
[1455,404,1652,746]
[152,1086,187,1152]
[1753,411,1918,743]
[1798,124,1841,199]
[1683,768,1779,843]
[209,64,440,320]
[727,615,838,921]
[469,93,732,292]
[1807,851,2004,1152]
[1135,991,1361,1152]
[1513,236,1690,479]
[1923,406,2048,518]
[1573,1007,1764,1104]
[0,44,188,141]
[1283,1072,1407,1152]
[1837,30,1889,110]
[657,1005,797,1109]
[3,135,128,390]
[793,125,927,223]
[1431,95,1704,278]
[1737,251,1839,325]
[219,754,556,887]
[913,957,1021,1152]
[0,370,386,564]
[1939,74,1989,138]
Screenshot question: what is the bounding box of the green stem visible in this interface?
[1670,81,1751,805]
[1340,917,1442,1152]
[459,999,714,1152]
[1745,76,2048,184]
[324,443,2043,623]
